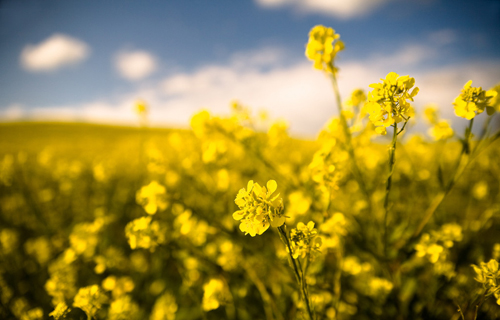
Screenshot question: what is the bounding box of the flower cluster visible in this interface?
[453,80,497,119]
[134,100,148,116]
[305,25,344,74]
[136,180,168,215]
[73,285,108,319]
[415,223,463,278]
[232,180,285,236]
[125,216,166,252]
[290,221,322,259]
[48,302,70,320]
[202,278,228,311]
[424,105,454,140]
[150,293,178,320]
[471,259,500,305]
[364,72,419,135]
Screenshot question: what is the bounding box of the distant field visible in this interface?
[0,117,499,320]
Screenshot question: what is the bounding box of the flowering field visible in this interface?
[1,26,500,320]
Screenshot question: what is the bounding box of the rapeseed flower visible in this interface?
[202,278,228,311]
[424,105,454,140]
[125,216,166,252]
[364,72,419,135]
[453,80,497,119]
[290,221,322,259]
[305,25,344,74]
[472,259,500,305]
[134,100,148,116]
[233,180,284,236]
[73,285,108,319]
[136,181,168,215]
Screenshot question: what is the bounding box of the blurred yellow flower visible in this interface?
[134,100,148,116]
[305,25,344,74]
[73,285,108,319]
[136,181,168,215]
[202,278,228,311]
[453,80,497,119]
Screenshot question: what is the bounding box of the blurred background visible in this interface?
[1,0,499,137]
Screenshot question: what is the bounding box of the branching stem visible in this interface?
[278,226,314,320]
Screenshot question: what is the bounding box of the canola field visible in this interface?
[1,25,500,320]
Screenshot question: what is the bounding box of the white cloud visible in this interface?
[0,104,24,120]
[255,0,393,19]
[114,49,158,81]
[7,39,500,137]
[20,34,90,72]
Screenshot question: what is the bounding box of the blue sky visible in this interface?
[1,0,499,136]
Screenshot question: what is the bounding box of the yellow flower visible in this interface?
[134,100,148,116]
[125,217,166,252]
[364,72,419,134]
[305,25,344,74]
[290,221,322,259]
[202,279,228,311]
[150,293,178,320]
[73,285,108,319]
[487,83,500,113]
[345,88,367,107]
[136,181,168,215]
[49,302,70,320]
[233,180,285,236]
[453,80,497,119]
[424,105,439,125]
[429,120,454,141]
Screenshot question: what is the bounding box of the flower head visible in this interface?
[305,25,344,74]
[471,259,500,305]
[424,105,454,140]
[364,72,418,135]
[233,180,285,236]
[453,80,498,119]
[202,279,228,311]
[290,221,322,260]
[73,285,108,319]
[136,181,168,215]
[125,216,166,252]
[134,100,148,116]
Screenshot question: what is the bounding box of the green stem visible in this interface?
[384,122,398,256]
[330,74,371,207]
[278,226,314,320]
[333,243,343,319]
[243,261,282,320]
[464,118,474,155]
[412,119,475,240]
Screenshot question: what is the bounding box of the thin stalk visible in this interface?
[277,226,314,320]
[456,303,465,320]
[473,289,488,320]
[333,243,343,319]
[243,261,283,320]
[330,74,371,206]
[412,118,475,239]
[384,122,398,257]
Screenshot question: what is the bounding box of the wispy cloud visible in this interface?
[114,49,158,81]
[255,0,393,19]
[6,37,500,137]
[20,34,90,72]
